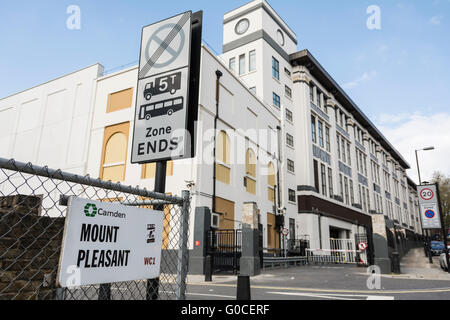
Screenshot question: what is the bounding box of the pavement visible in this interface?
[185,248,450,300]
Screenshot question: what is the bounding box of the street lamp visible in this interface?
[415,146,435,185]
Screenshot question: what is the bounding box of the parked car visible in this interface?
[431,241,445,256]
[439,252,449,271]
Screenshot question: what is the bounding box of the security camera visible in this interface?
[185,180,195,188]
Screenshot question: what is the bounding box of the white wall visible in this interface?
[0,64,104,174]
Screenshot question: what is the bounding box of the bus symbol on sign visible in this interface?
[143,72,182,101]
[139,97,184,121]
[420,188,434,201]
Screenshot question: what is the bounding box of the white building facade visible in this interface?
[0,0,423,255]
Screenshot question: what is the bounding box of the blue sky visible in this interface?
[1,0,449,180]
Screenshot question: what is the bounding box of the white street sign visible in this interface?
[132,11,192,164]
[57,197,164,287]
[417,184,442,230]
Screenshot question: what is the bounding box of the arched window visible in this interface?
[100,122,129,182]
[217,131,230,165]
[268,162,276,203]
[216,131,231,184]
[245,148,257,195]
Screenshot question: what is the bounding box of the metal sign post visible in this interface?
[418,184,443,264]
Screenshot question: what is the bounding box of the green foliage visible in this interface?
[432,172,450,232]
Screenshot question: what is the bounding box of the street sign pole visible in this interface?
[146,161,167,300]
[435,183,450,273]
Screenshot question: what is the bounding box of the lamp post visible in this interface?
[415,146,435,185]
[415,146,435,263]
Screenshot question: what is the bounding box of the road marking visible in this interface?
[267,292,358,300]
[366,295,395,300]
[186,292,235,299]
[189,283,450,295]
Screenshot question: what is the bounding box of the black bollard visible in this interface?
[236,275,251,300]
[391,252,401,274]
[205,255,213,282]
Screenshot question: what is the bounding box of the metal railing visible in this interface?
[0,158,190,300]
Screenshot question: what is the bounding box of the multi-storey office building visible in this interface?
[220,0,422,250]
[0,0,422,255]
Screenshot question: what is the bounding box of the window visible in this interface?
[287,159,295,173]
[321,164,327,197]
[347,143,351,165]
[316,91,321,107]
[245,148,257,195]
[341,138,346,162]
[286,133,294,148]
[328,168,334,197]
[249,50,256,72]
[107,88,133,113]
[288,189,296,203]
[285,85,292,99]
[229,57,236,72]
[350,180,354,204]
[272,57,279,80]
[318,121,324,148]
[337,134,341,160]
[310,84,314,103]
[273,93,280,108]
[325,127,330,152]
[344,177,349,205]
[249,87,256,94]
[101,122,130,182]
[286,108,293,123]
[311,115,317,144]
[239,54,246,75]
[339,174,344,199]
[314,160,320,192]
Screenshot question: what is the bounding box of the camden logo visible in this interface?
[84,203,98,217]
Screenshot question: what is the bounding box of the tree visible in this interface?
[431,171,450,234]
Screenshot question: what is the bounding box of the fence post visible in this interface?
[176,190,190,300]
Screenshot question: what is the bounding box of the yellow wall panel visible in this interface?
[216,164,230,185]
[246,177,256,195]
[107,88,133,113]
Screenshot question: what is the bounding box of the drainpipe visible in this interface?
[276,125,283,254]
[212,70,223,215]
[276,126,282,212]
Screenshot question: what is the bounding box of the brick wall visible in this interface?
[0,195,64,300]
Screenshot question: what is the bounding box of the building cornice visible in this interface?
[289,49,410,169]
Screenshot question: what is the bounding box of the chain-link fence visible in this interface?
[0,158,190,300]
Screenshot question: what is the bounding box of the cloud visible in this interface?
[375,112,450,184]
[430,15,444,25]
[342,71,377,89]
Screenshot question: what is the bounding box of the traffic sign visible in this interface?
[425,209,435,219]
[418,184,442,229]
[282,228,289,236]
[131,11,194,164]
[420,188,434,201]
[358,242,368,251]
